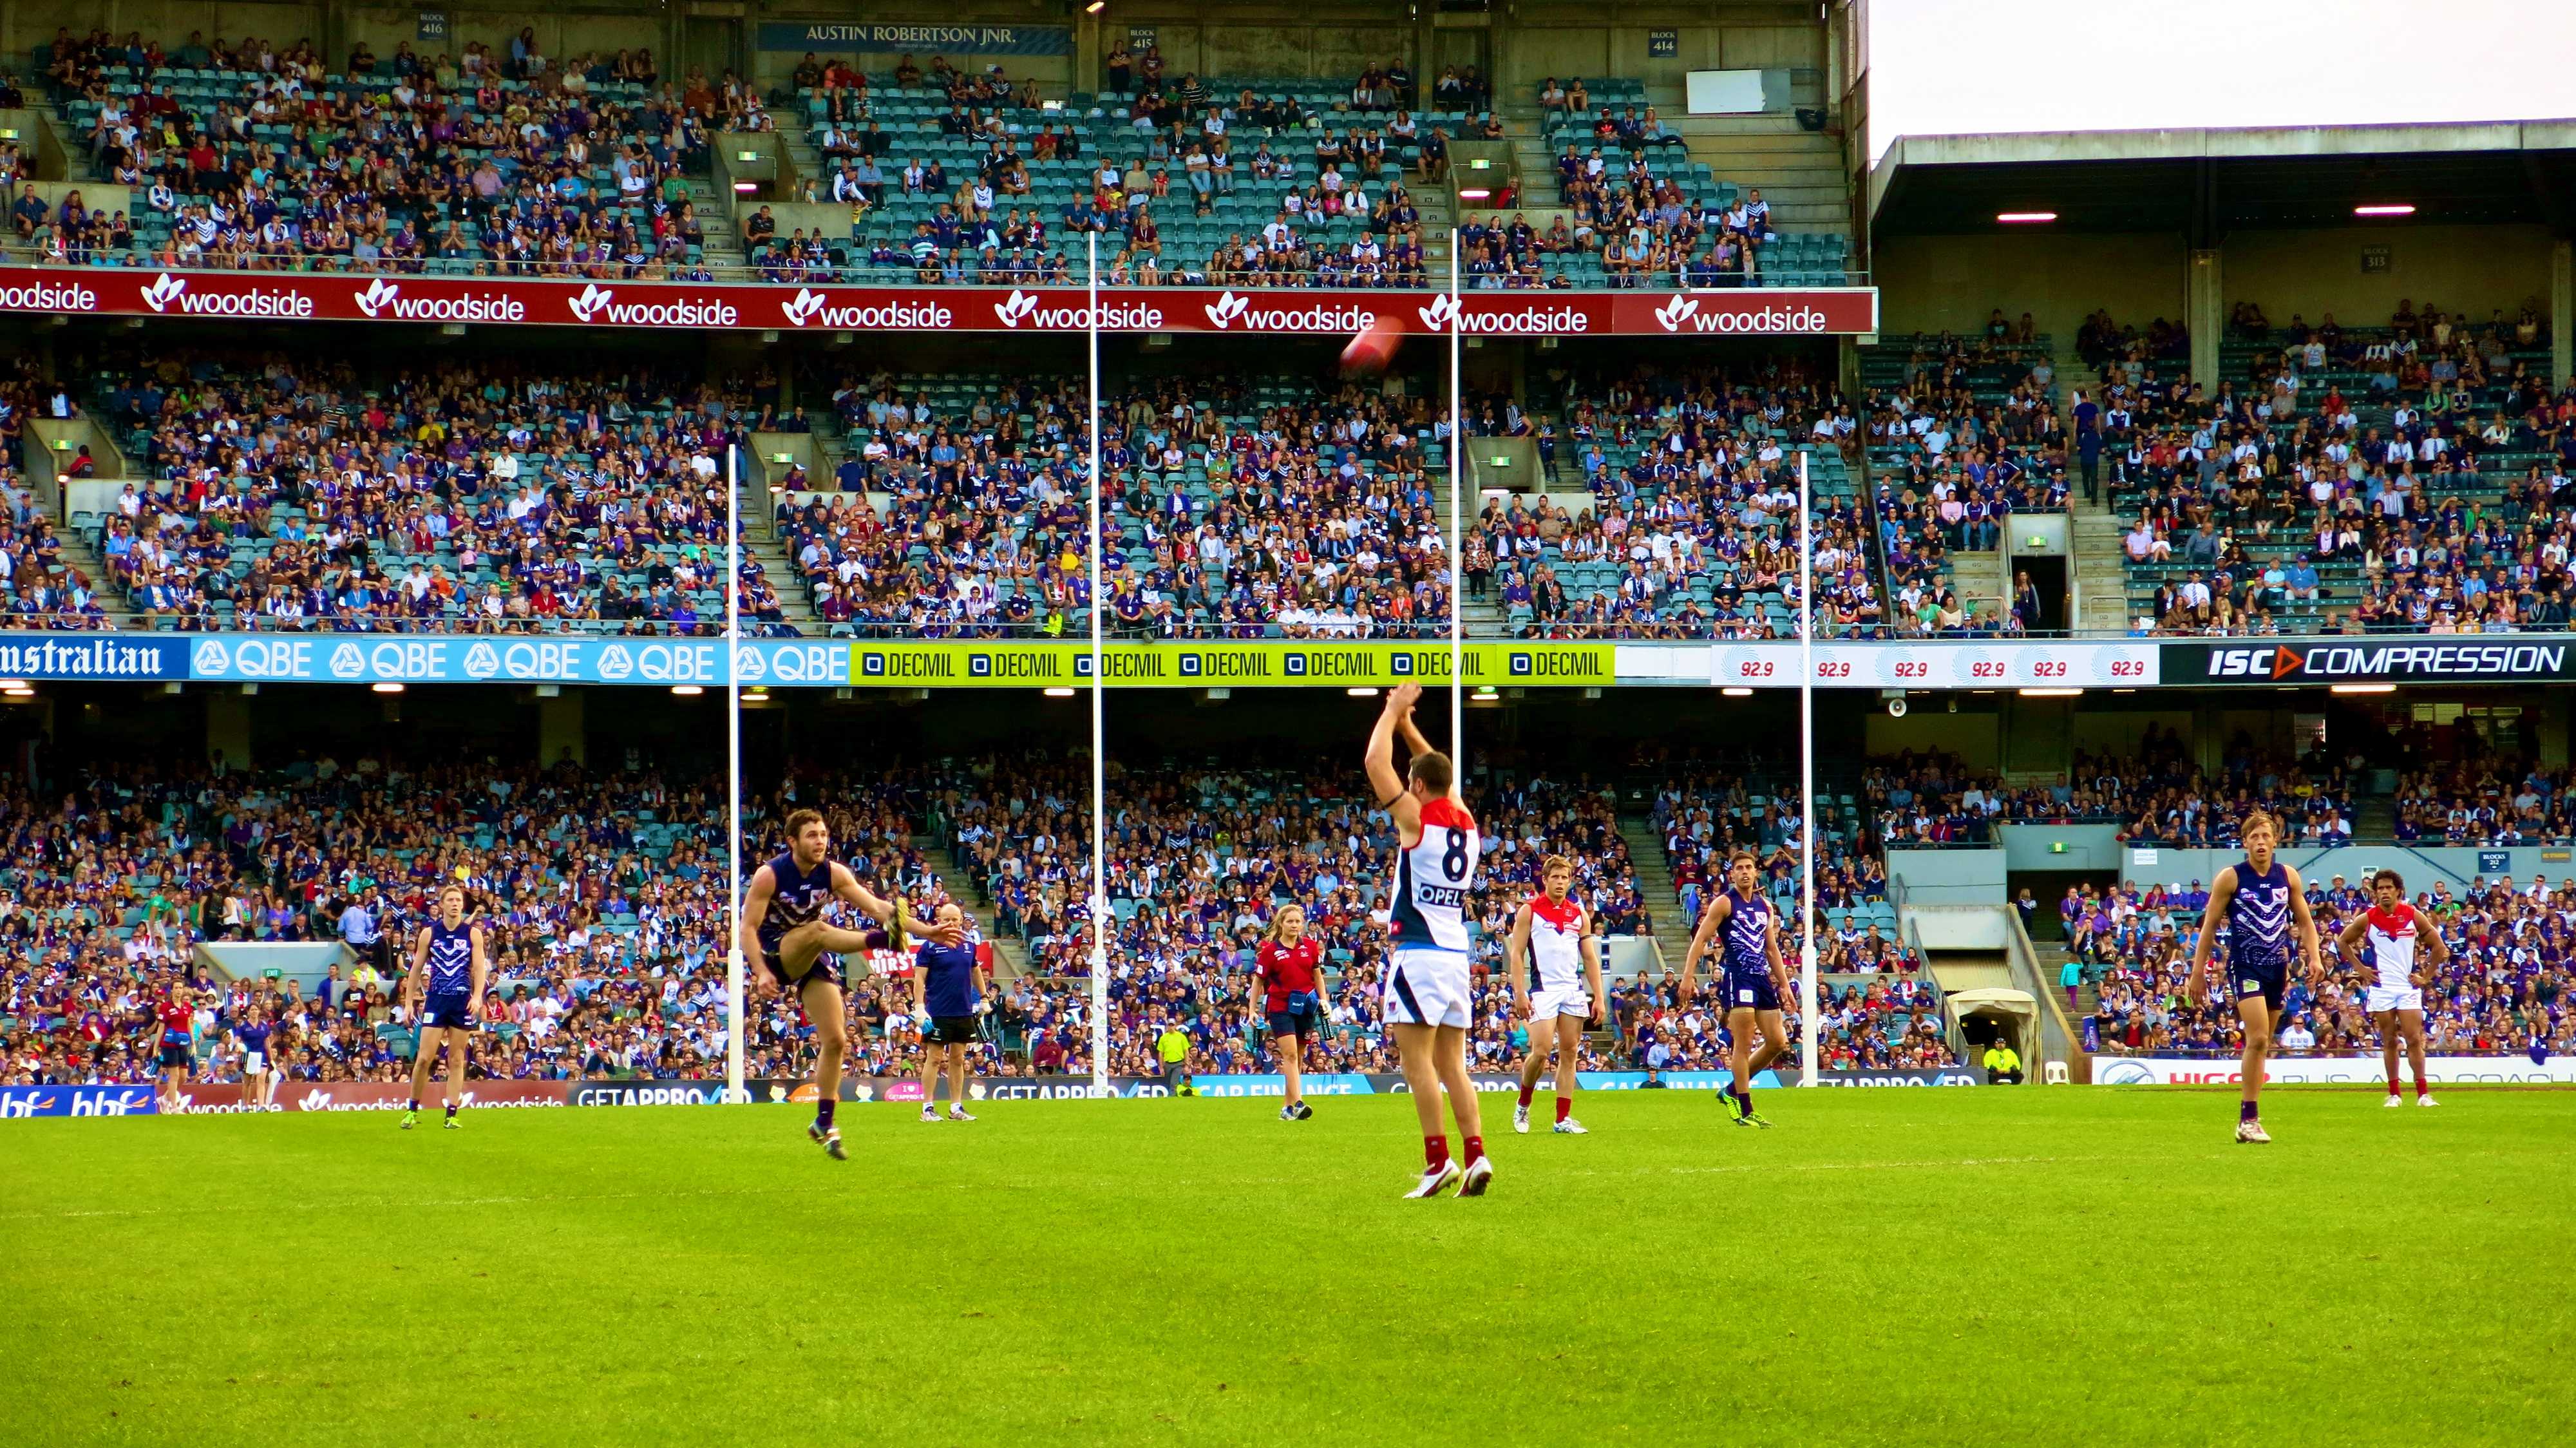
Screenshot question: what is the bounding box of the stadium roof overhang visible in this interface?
[1866,120,2576,245]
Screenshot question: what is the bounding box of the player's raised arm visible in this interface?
[1390,689,1453,802]
[1365,683,1423,832]
[739,861,779,996]
[2283,864,2322,984]
[1676,893,1727,1002]
[1505,900,1535,1016]
[2186,870,2237,1004]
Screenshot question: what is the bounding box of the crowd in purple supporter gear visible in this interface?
[779,370,1094,636]
[27,28,755,280]
[1099,377,1453,638]
[2059,873,2572,1059]
[2091,301,2575,636]
[1463,363,1882,639]
[1864,736,2358,849]
[0,752,744,1088]
[45,353,778,633]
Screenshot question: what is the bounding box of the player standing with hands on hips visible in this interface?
[1365,682,1492,1199]
[2336,868,2445,1109]
[1510,854,1605,1135]
[2188,810,2322,1143]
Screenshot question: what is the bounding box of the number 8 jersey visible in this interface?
[1390,796,1480,955]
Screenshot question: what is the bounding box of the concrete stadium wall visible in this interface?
[1501,7,1823,95]
[1996,824,2123,872]
[2121,844,2576,895]
[2223,223,2555,329]
[1887,848,2007,905]
[1873,230,2188,345]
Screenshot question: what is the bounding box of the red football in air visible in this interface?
[1340,314,1405,377]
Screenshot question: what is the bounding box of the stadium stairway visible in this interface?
[1947,540,2008,628]
[1665,108,1850,236]
[1613,814,1698,969]
[914,830,1032,984]
[741,494,824,634]
[2028,940,2101,1018]
[2070,501,2132,634]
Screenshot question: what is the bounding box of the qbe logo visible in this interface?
[969,654,994,678]
[860,653,887,677]
[1283,654,1309,677]
[1510,652,1534,676]
[1389,653,1414,676]
[1179,654,1203,677]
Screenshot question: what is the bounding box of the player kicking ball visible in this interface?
[2337,868,2444,1110]
[911,903,989,1123]
[2186,810,2322,1143]
[1677,851,1794,1127]
[403,885,487,1131]
[1509,854,1605,1136]
[742,808,966,1159]
[1365,683,1493,1199]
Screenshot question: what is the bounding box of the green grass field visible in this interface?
[4,1087,2568,1447]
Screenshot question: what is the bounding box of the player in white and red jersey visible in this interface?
[2335,868,2447,1108]
[1365,682,1492,1200]
[1508,854,1605,1136]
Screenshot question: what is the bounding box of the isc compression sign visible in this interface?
[2170,640,2576,685]
[846,642,1616,687]
[2092,1054,2576,1085]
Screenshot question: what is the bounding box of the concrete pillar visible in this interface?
[2188,248,2222,387]
[539,691,585,770]
[1075,10,1101,94]
[206,691,252,771]
[2553,240,2572,390]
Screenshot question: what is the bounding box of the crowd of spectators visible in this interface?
[787,369,1094,636]
[1865,735,2360,850]
[2065,873,2570,1059]
[1864,330,2072,635]
[31,28,746,280]
[1101,376,1451,638]
[57,351,764,633]
[0,749,744,1088]
[2095,301,2573,636]
[1468,363,1882,638]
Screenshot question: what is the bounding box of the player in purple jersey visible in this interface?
[1677,851,1794,1126]
[2187,810,2322,1144]
[740,807,965,1160]
[403,884,488,1131]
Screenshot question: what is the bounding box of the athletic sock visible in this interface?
[2413,1073,2428,1099]
[2240,1099,2259,1123]
[1424,1133,1449,1169]
[1517,1083,1535,1108]
[1555,1095,1572,1124]
[1737,1087,1755,1114]
[1463,1134,1486,1165]
[407,1098,419,1112]
[817,1098,836,1130]
[444,1103,457,1119]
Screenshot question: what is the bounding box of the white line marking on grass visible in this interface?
[1568,1154,2113,1179]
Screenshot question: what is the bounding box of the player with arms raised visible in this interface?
[1366,682,1492,1199]
[1509,854,1605,1136]
[741,807,964,1160]
[1678,851,1794,1126]
[2336,868,2445,1109]
[2187,810,2322,1143]
[403,884,487,1131]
